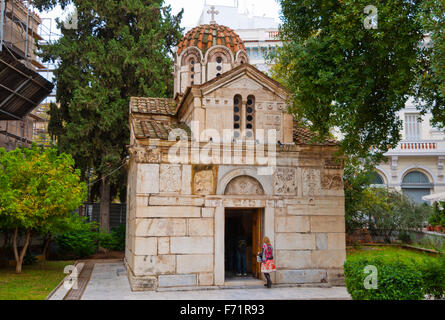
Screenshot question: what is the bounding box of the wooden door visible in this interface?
[251,209,262,278]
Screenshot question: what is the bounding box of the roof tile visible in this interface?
[177,24,246,56]
[130,97,177,115]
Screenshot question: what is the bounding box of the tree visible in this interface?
[273,0,426,160]
[362,188,431,243]
[343,156,376,233]
[39,212,87,263]
[414,0,445,129]
[35,0,183,231]
[0,146,86,273]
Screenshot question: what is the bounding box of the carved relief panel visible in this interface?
[321,174,343,190]
[274,167,297,195]
[302,168,321,196]
[192,165,217,195]
[224,175,264,195]
[159,164,182,193]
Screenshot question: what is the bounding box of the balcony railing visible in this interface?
[385,140,445,155]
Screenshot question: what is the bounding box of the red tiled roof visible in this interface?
[177,24,246,56]
[132,118,191,140]
[130,97,177,115]
[293,123,339,146]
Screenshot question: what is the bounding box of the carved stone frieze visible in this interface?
[324,158,344,170]
[321,174,343,190]
[132,147,161,163]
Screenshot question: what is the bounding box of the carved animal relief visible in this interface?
[321,174,343,190]
[193,170,214,195]
[274,167,297,195]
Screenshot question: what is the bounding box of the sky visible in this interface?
[164,0,281,29]
[36,0,282,36]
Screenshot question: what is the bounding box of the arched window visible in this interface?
[401,171,433,204]
[233,95,242,138]
[245,95,255,138]
[216,56,223,76]
[189,59,195,85]
[402,171,430,184]
[370,172,385,185]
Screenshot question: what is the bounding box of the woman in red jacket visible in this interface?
[260,236,276,288]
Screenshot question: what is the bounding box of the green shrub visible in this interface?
[97,232,116,251]
[56,224,97,258]
[398,231,413,244]
[419,256,445,299]
[110,225,125,251]
[428,202,444,227]
[96,225,125,251]
[23,252,37,266]
[344,257,424,300]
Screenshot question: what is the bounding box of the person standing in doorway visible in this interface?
[260,237,276,288]
[236,227,248,276]
[227,230,237,276]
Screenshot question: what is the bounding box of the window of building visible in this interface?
[189,59,195,85]
[246,95,255,138]
[370,172,385,185]
[405,114,421,140]
[402,171,430,184]
[233,95,242,138]
[401,171,432,204]
[216,56,222,76]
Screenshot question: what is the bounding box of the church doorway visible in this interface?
[224,208,263,280]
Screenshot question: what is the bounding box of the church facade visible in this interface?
[125,23,346,291]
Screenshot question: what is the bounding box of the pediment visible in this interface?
[223,76,264,91]
[199,64,288,100]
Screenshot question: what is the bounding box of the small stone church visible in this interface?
[125,22,346,291]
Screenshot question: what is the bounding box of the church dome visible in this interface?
[177,24,246,56]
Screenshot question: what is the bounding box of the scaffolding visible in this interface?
[0,0,43,68]
[32,15,62,147]
[0,0,54,150]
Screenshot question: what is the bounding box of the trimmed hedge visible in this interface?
[345,255,445,300]
[344,258,424,300]
[419,255,445,299]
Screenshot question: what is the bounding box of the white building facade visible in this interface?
[374,99,445,203]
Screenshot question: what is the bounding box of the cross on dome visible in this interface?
[207,6,219,24]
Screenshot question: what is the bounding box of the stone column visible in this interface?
[264,206,275,282]
[214,206,225,285]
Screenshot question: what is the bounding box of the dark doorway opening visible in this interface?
[224,208,262,280]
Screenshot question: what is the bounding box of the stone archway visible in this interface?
[224,175,264,195]
[217,167,273,195]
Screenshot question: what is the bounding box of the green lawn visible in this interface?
[347,245,439,265]
[0,261,74,300]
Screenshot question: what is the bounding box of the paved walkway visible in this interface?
[48,261,351,300]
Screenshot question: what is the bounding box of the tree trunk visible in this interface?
[41,237,51,264]
[100,175,111,233]
[13,228,31,274]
